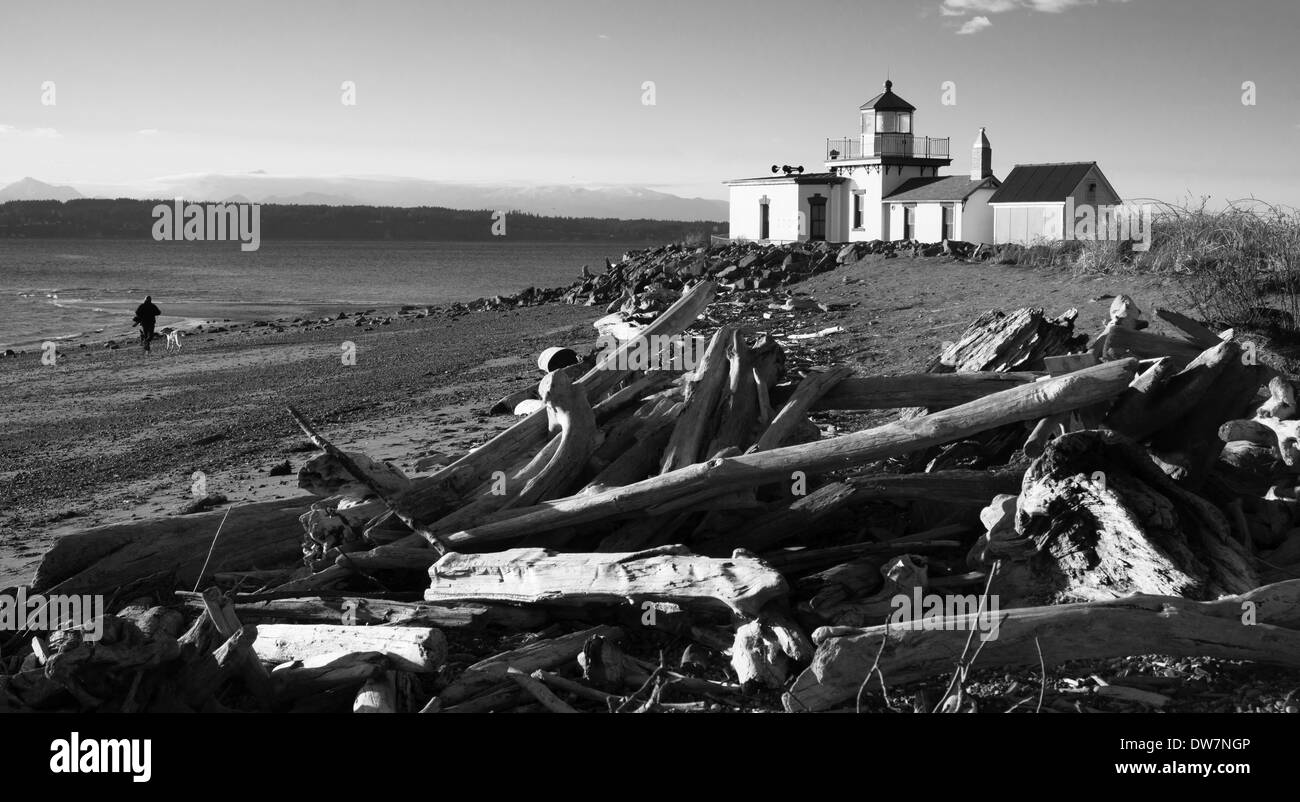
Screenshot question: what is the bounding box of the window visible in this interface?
[1087,182,1097,204]
[876,111,895,133]
[759,201,770,240]
[853,193,864,229]
[898,113,912,134]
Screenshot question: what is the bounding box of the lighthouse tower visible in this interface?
[825,79,953,242]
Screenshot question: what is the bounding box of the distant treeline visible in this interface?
[0,199,727,242]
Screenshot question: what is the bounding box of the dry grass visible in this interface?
[1012,198,1300,338]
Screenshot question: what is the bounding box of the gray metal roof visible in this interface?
[987,162,1100,204]
[859,80,916,112]
[884,175,999,202]
[723,172,846,185]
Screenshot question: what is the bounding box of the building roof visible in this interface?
[723,171,846,186]
[859,80,916,112]
[987,162,1101,204]
[883,175,999,203]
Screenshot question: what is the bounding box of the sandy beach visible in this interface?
[0,255,1176,587]
[0,299,604,585]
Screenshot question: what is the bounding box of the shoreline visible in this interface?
[0,251,1180,589]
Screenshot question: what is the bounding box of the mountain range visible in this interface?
[0,174,727,221]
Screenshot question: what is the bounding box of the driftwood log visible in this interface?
[983,430,1257,605]
[251,624,447,673]
[437,358,1139,547]
[32,496,315,596]
[784,579,1300,712]
[425,545,787,617]
[175,593,546,630]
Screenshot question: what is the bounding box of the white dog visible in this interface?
[165,330,183,351]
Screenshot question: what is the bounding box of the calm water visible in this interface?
[0,239,650,351]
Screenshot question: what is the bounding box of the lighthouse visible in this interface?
[824,79,954,242]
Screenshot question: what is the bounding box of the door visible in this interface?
[941,204,954,241]
[808,195,827,242]
[759,202,770,241]
[903,205,914,240]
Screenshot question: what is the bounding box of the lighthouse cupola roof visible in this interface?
[859,79,916,112]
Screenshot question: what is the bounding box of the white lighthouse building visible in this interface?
[722,80,1087,247]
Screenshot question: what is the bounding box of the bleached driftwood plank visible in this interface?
[426,545,787,617]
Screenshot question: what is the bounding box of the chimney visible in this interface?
[971,127,992,181]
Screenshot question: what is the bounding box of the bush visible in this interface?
[1148,199,1300,337]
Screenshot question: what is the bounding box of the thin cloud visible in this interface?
[941,0,1129,16]
[958,15,993,33]
[137,128,161,136]
[942,0,1016,15]
[0,124,60,137]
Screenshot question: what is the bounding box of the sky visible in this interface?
[0,0,1297,207]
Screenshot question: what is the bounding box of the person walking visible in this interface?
[134,295,161,352]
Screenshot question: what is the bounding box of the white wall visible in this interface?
[727,182,804,242]
[1068,165,1121,208]
[961,187,996,245]
[912,203,943,242]
[844,163,933,242]
[993,203,1064,245]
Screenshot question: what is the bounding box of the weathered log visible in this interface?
[934,307,1085,373]
[700,481,860,554]
[1102,356,1179,438]
[784,579,1300,712]
[807,372,1041,411]
[175,594,546,630]
[706,329,761,457]
[659,325,738,472]
[270,651,387,702]
[353,671,398,713]
[753,367,852,451]
[440,359,1139,546]
[1149,344,1267,484]
[251,624,447,674]
[763,525,969,574]
[436,625,623,706]
[583,402,679,493]
[990,430,1257,604]
[391,281,716,534]
[505,369,600,508]
[843,468,1025,503]
[426,545,787,617]
[1105,340,1239,445]
[595,512,692,552]
[1100,325,1205,365]
[588,395,679,475]
[296,449,410,502]
[31,495,314,596]
[749,334,785,425]
[506,666,580,713]
[177,624,259,708]
[730,620,788,688]
[1154,307,1225,348]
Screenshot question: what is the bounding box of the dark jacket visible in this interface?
[135,301,161,323]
